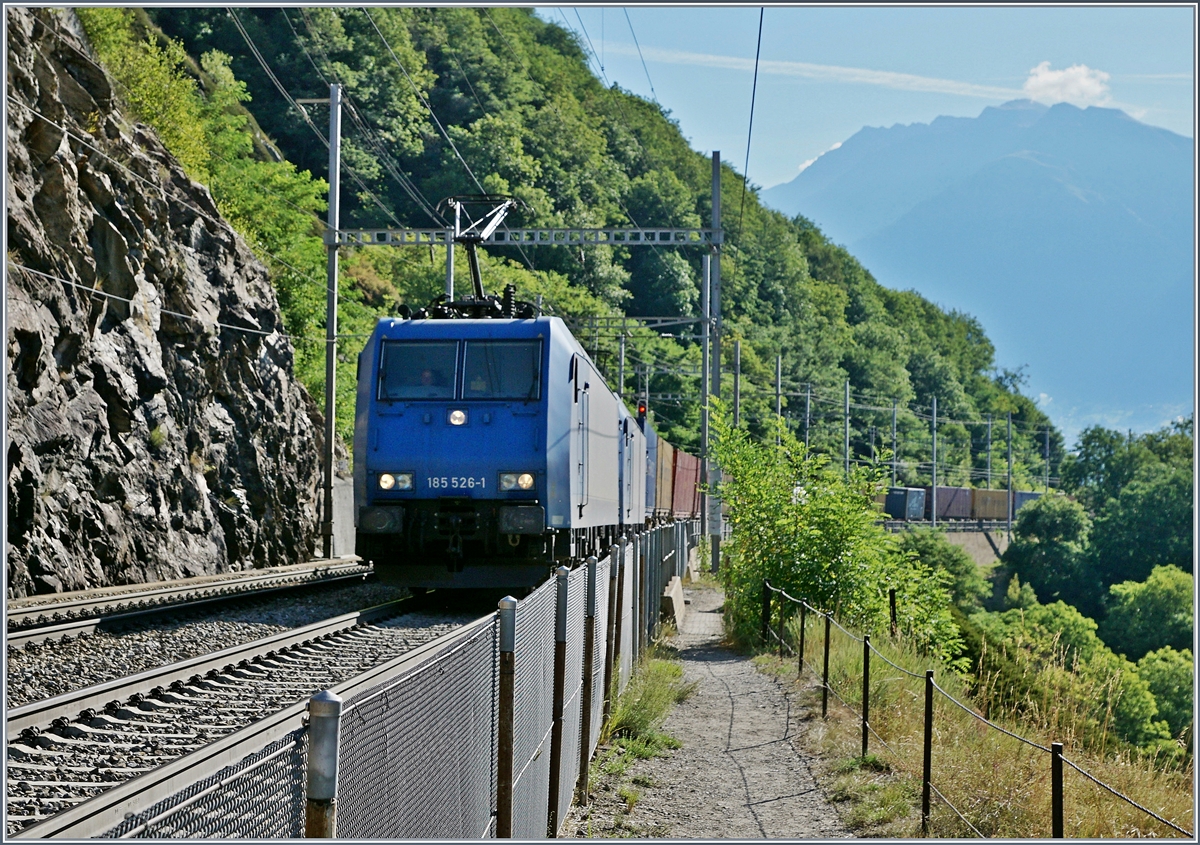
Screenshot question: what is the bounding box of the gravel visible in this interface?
[6,580,412,708]
[562,581,853,839]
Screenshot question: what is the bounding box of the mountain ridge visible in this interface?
[761,99,1195,438]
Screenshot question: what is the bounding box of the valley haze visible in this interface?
[761,100,1195,444]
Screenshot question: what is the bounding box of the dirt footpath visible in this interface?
[563,581,853,839]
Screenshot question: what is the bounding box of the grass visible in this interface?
[579,641,697,835]
[757,613,1195,838]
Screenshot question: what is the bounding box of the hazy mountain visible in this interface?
[762,100,1195,441]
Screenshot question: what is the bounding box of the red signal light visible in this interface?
[637,400,647,419]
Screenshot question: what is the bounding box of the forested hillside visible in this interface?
[77,6,1062,482]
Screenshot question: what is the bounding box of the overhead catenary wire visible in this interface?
[228,8,406,229]
[288,8,446,227]
[623,8,659,103]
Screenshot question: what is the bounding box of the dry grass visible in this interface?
[758,614,1194,838]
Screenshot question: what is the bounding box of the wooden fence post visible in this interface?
[889,589,897,638]
[577,555,598,804]
[547,566,570,837]
[922,669,933,836]
[821,615,831,718]
[797,604,806,674]
[861,635,870,759]
[1051,742,1064,837]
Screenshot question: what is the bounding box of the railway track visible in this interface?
[7,559,371,648]
[6,596,478,835]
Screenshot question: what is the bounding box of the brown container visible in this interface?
[655,439,675,516]
[971,488,1009,520]
[672,450,701,518]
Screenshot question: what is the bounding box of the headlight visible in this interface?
[500,472,535,491]
[448,409,467,426]
[379,473,413,491]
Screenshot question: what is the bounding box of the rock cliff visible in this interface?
[5,8,322,597]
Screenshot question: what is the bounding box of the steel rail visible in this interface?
[7,598,410,736]
[6,564,373,650]
[7,559,367,631]
[11,614,495,839]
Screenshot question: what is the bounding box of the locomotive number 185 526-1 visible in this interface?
[427,476,485,490]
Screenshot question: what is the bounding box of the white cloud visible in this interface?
[601,42,1024,100]
[1023,61,1112,107]
[798,141,842,173]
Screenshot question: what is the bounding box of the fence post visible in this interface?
[610,543,625,706]
[922,669,933,836]
[797,603,806,674]
[547,565,570,837]
[497,597,517,839]
[305,690,343,838]
[778,600,786,659]
[861,635,870,759]
[602,544,620,728]
[1051,742,1064,838]
[761,581,771,645]
[578,555,598,803]
[889,589,897,638]
[821,615,831,719]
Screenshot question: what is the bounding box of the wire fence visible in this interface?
[78,522,700,840]
[762,581,1195,839]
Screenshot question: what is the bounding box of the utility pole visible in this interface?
[891,398,898,487]
[986,414,992,489]
[775,355,782,445]
[618,332,626,402]
[1044,427,1050,492]
[446,203,458,298]
[733,340,741,427]
[710,152,722,574]
[931,396,938,529]
[1006,412,1013,538]
[700,255,710,538]
[307,82,341,560]
[843,380,850,477]
[804,383,811,450]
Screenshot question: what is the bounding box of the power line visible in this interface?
[623,8,658,103]
[734,7,764,252]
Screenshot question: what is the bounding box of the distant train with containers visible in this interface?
[882,486,1043,522]
[352,305,700,590]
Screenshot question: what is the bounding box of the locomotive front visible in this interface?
[353,318,555,588]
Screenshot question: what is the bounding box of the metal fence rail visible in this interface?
[99,730,307,839]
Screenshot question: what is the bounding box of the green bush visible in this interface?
[1136,646,1194,740]
[708,398,962,666]
[1099,565,1193,660]
[896,526,990,610]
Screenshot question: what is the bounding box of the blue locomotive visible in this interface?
[353,310,657,588]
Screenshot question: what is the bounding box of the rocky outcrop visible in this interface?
[5,8,321,597]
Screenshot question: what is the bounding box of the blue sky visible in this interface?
[535,6,1196,442]
[535,6,1195,190]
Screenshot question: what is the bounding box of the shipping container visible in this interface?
[885,487,926,520]
[672,450,701,518]
[925,486,972,520]
[655,438,676,517]
[1012,490,1042,514]
[970,488,1009,520]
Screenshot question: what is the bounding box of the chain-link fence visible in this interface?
[336,620,498,839]
[74,523,702,840]
[99,729,307,839]
[511,576,557,838]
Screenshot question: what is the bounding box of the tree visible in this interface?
[1136,646,1194,740]
[1098,565,1193,660]
[1088,465,1193,587]
[896,527,989,610]
[1059,426,1155,513]
[1002,495,1098,612]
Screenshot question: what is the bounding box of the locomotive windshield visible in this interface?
[378,341,458,400]
[463,340,542,400]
